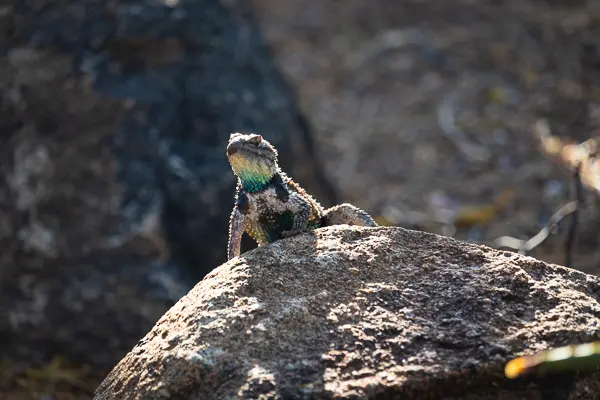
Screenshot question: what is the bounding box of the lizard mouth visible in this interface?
[227,133,278,163]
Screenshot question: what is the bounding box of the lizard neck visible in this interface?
[229,152,282,193]
[238,170,280,193]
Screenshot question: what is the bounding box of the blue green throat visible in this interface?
[239,171,275,193]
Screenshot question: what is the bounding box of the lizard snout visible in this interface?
[227,139,243,156]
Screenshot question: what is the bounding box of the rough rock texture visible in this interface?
[95,226,600,399]
[0,0,334,395]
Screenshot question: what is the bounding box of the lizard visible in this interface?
[226,132,378,260]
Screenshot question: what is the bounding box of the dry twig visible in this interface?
[493,201,578,255]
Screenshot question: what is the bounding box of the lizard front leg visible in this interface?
[227,208,247,260]
[281,200,314,238]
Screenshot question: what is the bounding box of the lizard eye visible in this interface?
[247,135,262,145]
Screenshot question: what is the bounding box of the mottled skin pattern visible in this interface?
[227,133,377,260]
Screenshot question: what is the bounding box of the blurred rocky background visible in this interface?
[251,0,600,271]
[2,0,600,398]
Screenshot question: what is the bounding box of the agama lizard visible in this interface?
[226,133,377,260]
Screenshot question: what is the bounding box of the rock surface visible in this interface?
[0,0,334,395]
[95,226,600,399]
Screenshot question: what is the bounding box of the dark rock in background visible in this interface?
[0,0,335,396]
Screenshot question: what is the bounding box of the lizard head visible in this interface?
[227,133,279,188]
